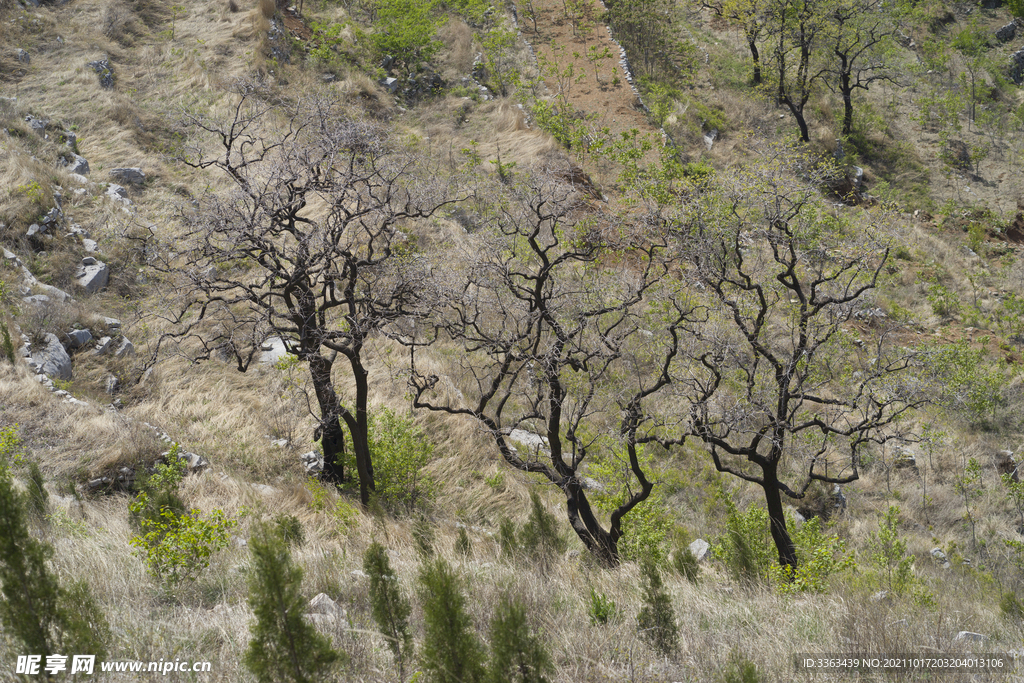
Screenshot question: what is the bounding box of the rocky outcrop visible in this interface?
[30,333,72,380]
[75,257,109,294]
[109,167,145,185]
[86,57,115,88]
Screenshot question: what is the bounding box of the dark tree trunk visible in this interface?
[309,354,346,484]
[748,37,761,85]
[761,461,798,571]
[564,479,619,566]
[838,56,854,135]
[344,354,376,507]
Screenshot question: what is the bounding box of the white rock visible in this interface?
[114,337,134,358]
[689,538,711,562]
[75,259,109,293]
[31,333,72,380]
[109,167,145,185]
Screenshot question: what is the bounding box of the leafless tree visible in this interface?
[156,81,459,505]
[668,146,925,571]
[407,173,695,566]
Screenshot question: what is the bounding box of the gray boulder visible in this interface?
[31,333,72,380]
[82,238,97,253]
[25,115,47,136]
[996,22,1017,43]
[86,57,114,88]
[108,167,145,185]
[1011,49,1024,86]
[702,128,718,151]
[65,329,92,349]
[689,538,711,562]
[114,337,134,358]
[300,450,322,474]
[258,336,288,364]
[26,223,45,238]
[92,336,113,356]
[106,184,128,199]
[75,258,109,293]
[66,154,90,175]
[954,631,987,644]
[16,49,29,64]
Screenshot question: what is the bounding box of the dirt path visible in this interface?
[516,0,663,187]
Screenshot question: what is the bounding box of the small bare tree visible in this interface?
[408,173,694,566]
[158,81,458,505]
[669,146,924,571]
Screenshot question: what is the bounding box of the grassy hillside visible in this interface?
[3,0,1024,680]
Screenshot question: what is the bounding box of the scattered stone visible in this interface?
[22,295,49,306]
[106,184,128,200]
[871,590,891,603]
[65,329,92,349]
[66,154,89,175]
[105,375,119,395]
[954,631,987,644]
[930,547,947,562]
[350,569,368,579]
[41,207,62,226]
[31,333,72,380]
[59,130,76,149]
[114,337,134,358]
[702,128,718,151]
[251,483,278,496]
[380,76,399,94]
[300,450,322,474]
[87,477,113,492]
[308,593,341,615]
[82,238,97,253]
[108,167,145,185]
[833,484,847,512]
[86,57,115,88]
[25,115,47,136]
[996,21,1017,42]
[258,336,288,364]
[92,336,113,356]
[16,48,29,64]
[75,258,109,294]
[26,223,45,238]
[102,317,121,329]
[689,538,711,562]
[1012,48,1024,86]
[508,429,549,454]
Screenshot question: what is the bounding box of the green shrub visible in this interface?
[128,495,235,585]
[272,513,304,547]
[130,448,188,528]
[721,649,764,683]
[364,542,413,680]
[244,525,343,683]
[713,503,774,584]
[636,558,679,655]
[418,558,486,683]
[370,0,445,75]
[498,517,517,559]
[369,408,436,513]
[773,517,855,593]
[413,515,435,557]
[1000,592,1024,620]
[487,595,553,683]
[0,319,15,364]
[520,490,566,557]
[867,505,917,597]
[0,424,25,474]
[588,588,618,625]
[456,526,472,557]
[673,544,699,584]
[26,460,48,517]
[0,467,109,662]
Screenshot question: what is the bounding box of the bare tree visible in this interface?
[669,146,924,571]
[407,173,693,566]
[158,82,458,505]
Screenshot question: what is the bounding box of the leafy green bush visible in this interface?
[867,505,917,597]
[418,558,486,683]
[371,0,445,75]
[26,460,48,517]
[364,542,413,680]
[130,448,188,528]
[713,503,774,584]
[129,495,235,585]
[272,513,304,547]
[587,588,618,625]
[245,524,343,683]
[772,517,854,593]
[636,558,678,655]
[304,478,359,533]
[413,515,435,557]
[0,424,25,474]
[721,649,764,683]
[369,408,436,513]
[487,595,553,683]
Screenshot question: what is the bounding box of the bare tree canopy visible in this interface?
[155,80,459,505]
[666,145,926,570]
[408,172,697,566]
